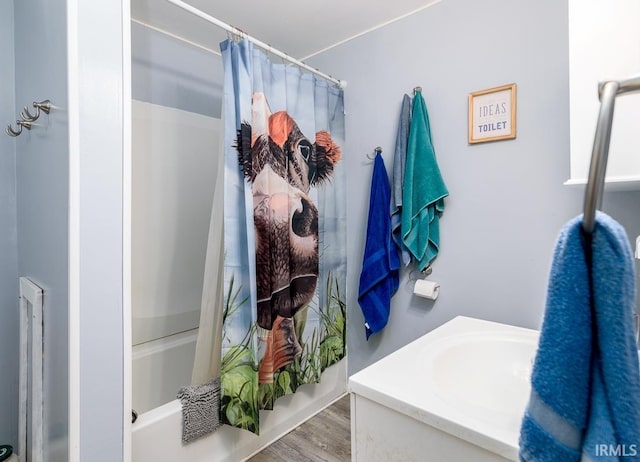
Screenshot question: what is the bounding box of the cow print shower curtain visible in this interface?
[219,38,347,434]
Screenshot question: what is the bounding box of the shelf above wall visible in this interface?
[564,176,640,192]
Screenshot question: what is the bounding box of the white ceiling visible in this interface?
[131,0,441,60]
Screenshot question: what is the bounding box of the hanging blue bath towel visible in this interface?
[519,212,640,462]
[391,94,412,266]
[401,89,448,272]
[358,153,400,339]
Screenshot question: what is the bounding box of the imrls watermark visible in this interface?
[594,444,638,457]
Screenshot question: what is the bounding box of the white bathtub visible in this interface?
[132,328,198,414]
[131,100,219,413]
[132,359,347,462]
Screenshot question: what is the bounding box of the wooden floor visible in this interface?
[249,395,351,462]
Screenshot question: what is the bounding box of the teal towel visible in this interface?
[401,90,448,272]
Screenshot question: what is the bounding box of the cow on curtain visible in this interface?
[219,38,347,435]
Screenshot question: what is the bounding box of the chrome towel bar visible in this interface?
[583,75,640,234]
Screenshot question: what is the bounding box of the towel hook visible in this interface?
[5,99,53,138]
[6,122,22,137]
[414,86,422,94]
[407,265,432,283]
[20,100,52,123]
[366,146,382,160]
[6,119,32,137]
[17,119,32,131]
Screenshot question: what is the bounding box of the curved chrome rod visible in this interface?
[583,75,640,234]
[599,75,640,98]
[583,81,618,234]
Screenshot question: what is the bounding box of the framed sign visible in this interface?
[468,83,516,144]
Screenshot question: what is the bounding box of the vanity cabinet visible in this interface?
[348,317,537,462]
[567,0,640,189]
[349,394,511,462]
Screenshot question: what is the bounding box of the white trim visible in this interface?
[66,0,80,458]
[123,0,133,460]
[18,278,44,461]
[564,175,640,191]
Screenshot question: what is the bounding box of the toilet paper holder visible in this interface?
[413,279,440,300]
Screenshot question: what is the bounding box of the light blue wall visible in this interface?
[132,21,223,117]
[14,0,69,458]
[309,0,640,375]
[0,0,19,449]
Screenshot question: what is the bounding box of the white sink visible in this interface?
[425,330,537,434]
[349,316,539,461]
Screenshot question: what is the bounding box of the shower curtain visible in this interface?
[219,38,347,435]
[191,125,225,387]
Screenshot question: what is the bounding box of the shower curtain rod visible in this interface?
[163,0,347,88]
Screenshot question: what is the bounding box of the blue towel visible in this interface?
[391,94,412,266]
[358,153,400,340]
[401,90,448,272]
[519,212,640,462]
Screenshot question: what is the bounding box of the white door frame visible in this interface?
[67,0,131,460]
